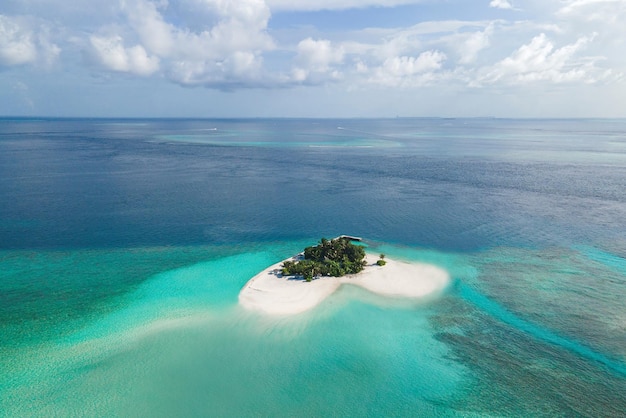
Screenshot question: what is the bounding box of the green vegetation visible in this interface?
[282,237,367,282]
[377,253,386,266]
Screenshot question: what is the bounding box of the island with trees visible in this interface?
[239,236,449,316]
[281,237,385,281]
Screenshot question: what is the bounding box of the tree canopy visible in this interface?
[281,237,367,282]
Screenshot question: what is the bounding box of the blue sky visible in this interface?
[1,0,625,117]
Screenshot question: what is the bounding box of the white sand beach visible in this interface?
[239,253,450,315]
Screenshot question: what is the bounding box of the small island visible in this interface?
[239,236,450,316]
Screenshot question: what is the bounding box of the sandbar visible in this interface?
[239,253,450,316]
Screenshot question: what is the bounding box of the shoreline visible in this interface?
[238,252,450,316]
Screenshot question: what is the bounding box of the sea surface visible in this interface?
[1,118,625,416]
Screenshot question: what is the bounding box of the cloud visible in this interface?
[266,0,425,12]
[167,51,266,88]
[556,0,626,24]
[489,0,514,10]
[458,24,494,64]
[0,15,37,66]
[557,0,625,15]
[122,0,175,57]
[114,0,274,86]
[1,0,624,110]
[369,50,447,86]
[384,51,446,75]
[474,33,605,86]
[148,0,272,59]
[296,38,344,70]
[0,14,60,67]
[553,0,626,79]
[89,35,159,76]
[291,38,345,84]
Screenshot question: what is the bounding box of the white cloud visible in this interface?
[266,0,424,11]
[291,38,345,83]
[556,0,626,26]
[369,50,446,86]
[458,24,494,64]
[384,51,446,75]
[342,20,496,66]
[122,0,175,57]
[0,14,60,67]
[114,0,274,85]
[0,15,37,66]
[121,0,273,60]
[296,38,344,71]
[90,35,159,76]
[167,51,265,87]
[2,0,626,116]
[475,33,605,85]
[489,0,514,10]
[557,0,626,16]
[553,0,626,78]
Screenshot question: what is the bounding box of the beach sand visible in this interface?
[239,253,450,315]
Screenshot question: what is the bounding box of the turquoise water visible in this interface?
[1,118,626,416]
[2,243,625,416]
[1,244,467,416]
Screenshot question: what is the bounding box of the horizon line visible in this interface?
[2,116,626,121]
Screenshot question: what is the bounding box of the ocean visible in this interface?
[1,118,625,416]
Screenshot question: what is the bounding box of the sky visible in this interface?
[1,0,625,118]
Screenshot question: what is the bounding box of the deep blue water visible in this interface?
[1,118,625,416]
